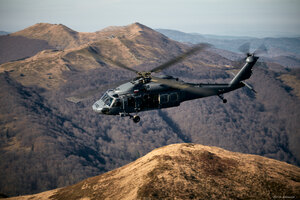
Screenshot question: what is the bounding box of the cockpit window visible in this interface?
[105,97,113,106]
[101,92,113,106]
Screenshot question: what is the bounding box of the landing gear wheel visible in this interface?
[133,115,140,123]
[218,94,227,103]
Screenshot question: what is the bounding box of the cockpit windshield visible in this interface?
[101,92,114,107]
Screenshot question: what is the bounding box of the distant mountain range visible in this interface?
[0,31,10,35]
[0,22,299,197]
[157,29,300,68]
[8,143,300,200]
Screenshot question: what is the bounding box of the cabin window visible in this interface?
[160,94,169,104]
[169,93,178,102]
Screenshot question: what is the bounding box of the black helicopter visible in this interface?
[91,43,261,123]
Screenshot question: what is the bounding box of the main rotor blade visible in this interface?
[151,76,213,96]
[66,88,100,103]
[65,80,130,103]
[150,43,211,73]
[87,46,139,73]
[103,56,139,73]
[151,76,190,90]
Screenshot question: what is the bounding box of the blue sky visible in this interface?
[0,0,299,37]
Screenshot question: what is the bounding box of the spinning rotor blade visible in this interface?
[66,88,100,103]
[238,42,268,56]
[150,43,211,73]
[151,77,190,90]
[87,47,138,73]
[65,80,130,103]
[238,42,250,54]
[151,77,213,96]
[89,43,211,77]
[101,56,139,73]
[254,43,268,55]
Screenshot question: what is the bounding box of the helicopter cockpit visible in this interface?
[92,90,121,115]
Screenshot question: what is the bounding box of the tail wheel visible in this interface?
[133,115,140,123]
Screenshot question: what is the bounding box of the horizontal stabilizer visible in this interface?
[242,81,257,93]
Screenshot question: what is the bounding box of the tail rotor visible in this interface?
[238,42,268,57]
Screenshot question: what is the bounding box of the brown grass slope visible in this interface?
[9,143,300,200]
[11,23,81,50]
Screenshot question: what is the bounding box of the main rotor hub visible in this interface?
[137,71,151,78]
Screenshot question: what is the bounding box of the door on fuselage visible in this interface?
[142,94,159,109]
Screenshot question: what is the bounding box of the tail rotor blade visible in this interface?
[238,42,250,54]
[254,43,268,55]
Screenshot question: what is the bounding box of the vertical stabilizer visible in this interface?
[230,54,258,86]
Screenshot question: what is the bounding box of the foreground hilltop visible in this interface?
[9,143,300,200]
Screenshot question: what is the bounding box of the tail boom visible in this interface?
[230,55,259,86]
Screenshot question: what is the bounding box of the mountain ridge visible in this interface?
[157,28,300,67]
[9,22,162,50]
[11,23,80,50]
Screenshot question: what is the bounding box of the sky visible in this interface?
[0,0,299,37]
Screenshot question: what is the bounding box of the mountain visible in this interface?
[157,29,300,68]
[10,23,175,51]
[0,23,103,64]
[0,23,75,65]
[8,143,300,200]
[11,23,82,50]
[0,31,10,35]
[0,23,300,197]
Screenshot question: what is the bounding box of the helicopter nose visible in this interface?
[92,102,103,113]
[92,102,109,114]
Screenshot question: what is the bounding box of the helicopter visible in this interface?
[90,43,261,123]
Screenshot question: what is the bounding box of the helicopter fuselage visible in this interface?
[92,75,244,116]
[91,47,259,123]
